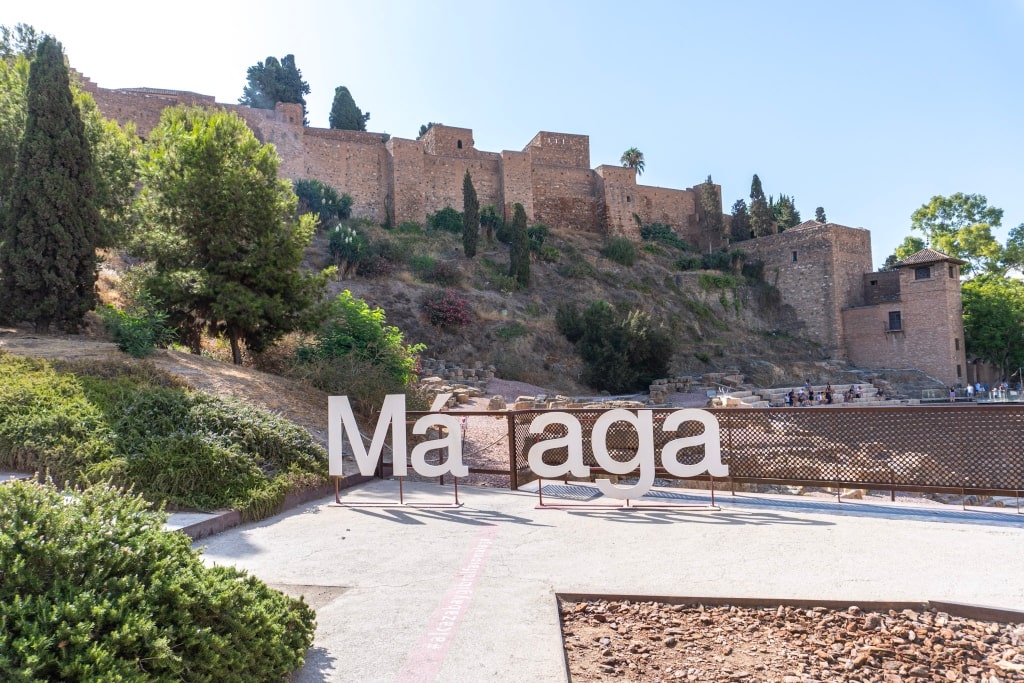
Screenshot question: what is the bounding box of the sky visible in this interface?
[4,1,1022,269]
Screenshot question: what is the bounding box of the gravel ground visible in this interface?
[561,598,1024,682]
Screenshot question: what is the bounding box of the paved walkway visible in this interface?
[190,480,1024,682]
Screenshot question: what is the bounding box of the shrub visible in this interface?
[0,480,316,679]
[293,178,353,225]
[409,255,437,275]
[495,321,528,341]
[423,260,463,286]
[297,290,424,393]
[537,245,561,263]
[421,289,472,328]
[527,223,549,252]
[640,221,689,250]
[701,249,733,271]
[675,255,702,271]
[495,274,520,295]
[356,255,393,279]
[557,301,671,393]
[480,205,502,242]
[396,220,423,233]
[699,273,741,290]
[0,354,327,517]
[99,289,174,358]
[600,237,637,267]
[555,303,585,343]
[558,260,597,279]
[328,225,368,274]
[427,206,463,233]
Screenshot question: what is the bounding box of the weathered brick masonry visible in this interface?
[80,77,965,384]
[81,76,718,243]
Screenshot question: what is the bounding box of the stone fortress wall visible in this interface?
[78,75,721,247]
[78,75,966,386]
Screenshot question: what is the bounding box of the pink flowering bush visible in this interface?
[421,289,472,328]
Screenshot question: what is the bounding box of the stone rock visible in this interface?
[488,395,507,411]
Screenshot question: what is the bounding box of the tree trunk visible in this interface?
[229,334,243,365]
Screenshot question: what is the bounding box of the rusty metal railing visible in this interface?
[508,405,1024,500]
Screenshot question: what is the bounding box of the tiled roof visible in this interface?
[895,248,966,267]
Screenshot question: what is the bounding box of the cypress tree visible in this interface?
[730,199,751,242]
[0,36,100,332]
[509,202,529,287]
[750,174,765,202]
[329,86,369,131]
[462,170,479,258]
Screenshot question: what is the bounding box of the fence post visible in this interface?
[507,411,518,490]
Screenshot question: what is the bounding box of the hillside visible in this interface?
[304,220,832,394]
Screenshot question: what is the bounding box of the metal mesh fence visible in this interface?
[509,406,1024,494]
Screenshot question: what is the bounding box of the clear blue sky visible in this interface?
[5,0,1022,269]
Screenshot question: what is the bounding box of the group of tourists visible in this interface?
[783,380,862,407]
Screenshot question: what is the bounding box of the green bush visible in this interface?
[98,290,174,358]
[409,255,437,275]
[600,237,638,267]
[639,221,689,250]
[558,260,597,279]
[557,301,671,393]
[675,255,702,271]
[294,178,353,225]
[328,225,368,273]
[555,303,585,343]
[495,321,528,341]
[427,206,463,233]
[297,290,424,401]
[0,480,316,680]
[699,273,741,290]
[537,245,561,263]
[527,223,549,252]
[0,354,327,517]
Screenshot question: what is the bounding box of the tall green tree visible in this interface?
[1001,223,1024,275]
[910,193,1003,275]
[620,147,645,175]
[748,174,774,237]
[77,91,139,247]
[749,174,765,202]
[462,170,479,258]
[962,275,1024,380]
[730,199,751,242]
[0,36,100,332]
[814,206,827,223]
[772,194,801,231]
[699,175,724,247]
[239,55,310,125]
[508,202,529,287]
[136,106,329,364]
[328,86,369,131]
[0,51,29,214]
[750,197,774,237]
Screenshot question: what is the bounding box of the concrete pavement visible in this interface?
[190,479,1024,682]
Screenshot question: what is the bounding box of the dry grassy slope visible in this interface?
[316,224,827,393]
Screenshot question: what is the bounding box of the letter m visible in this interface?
[328,395,408,477]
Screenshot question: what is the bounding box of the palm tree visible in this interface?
[620,147,645,176]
